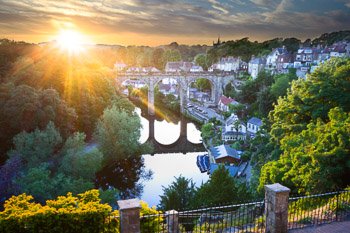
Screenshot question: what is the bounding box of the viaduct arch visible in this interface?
[116,73,237,115]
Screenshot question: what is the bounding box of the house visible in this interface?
[266,47,288,70]
[276,53,294,73]
[247,117,262,136]
[210,144,241,164]
[208,63,218,72]
[209,56,244,72]
[114,62,127,72]
[165,62,182,72]
[248,56,266,79]
[222,114,247,141]
[165,61,194,73]
[294,47,319,68]
[218,96,239,112]
[190,65,204,72]
[194,92,210,102]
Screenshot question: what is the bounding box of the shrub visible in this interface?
[0,190,119,233]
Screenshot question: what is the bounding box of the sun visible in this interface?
[56,30,85,53]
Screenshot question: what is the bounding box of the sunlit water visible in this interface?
[135,108,209,207]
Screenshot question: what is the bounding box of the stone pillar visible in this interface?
[265,183,290,233]
[117,199,141,233]
[179,84,187,114]
[166,210,179,233]
[148,80,155,115]
[148,116,155,140]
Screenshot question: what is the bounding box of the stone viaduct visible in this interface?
[115,73,240,115]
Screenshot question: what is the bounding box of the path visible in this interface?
[289,220,350,233]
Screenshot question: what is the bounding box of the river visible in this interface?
[135,108,209,207]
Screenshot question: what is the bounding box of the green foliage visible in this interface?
[59,133,103,180]
[194,165,240,207]
[270,58,350,144]
[158,176,196,211]
[192,78,211,92]
[270,70,297,99]
[260,108,350,193]
[140,201,164,233]
[94,104,149,163]
[201,123,215,142]
[9,122,62,167]
[0,190,119,233]
[0,83,76,156]
[163,49,182,62]
[194,53,208,70]
[6,122,104,203]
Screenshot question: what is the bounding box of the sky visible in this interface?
[0,0,349,46]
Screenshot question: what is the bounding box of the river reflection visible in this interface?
[135,107,209,207]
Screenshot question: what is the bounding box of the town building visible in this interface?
[218,96,239,112]
[222,114,247,141]
[210,144,241,164]
[247,117,263,136]
[266,47,288,71]
[165,61,194,73]
[276,53,294,73]
[114,62,127,72]
[248,56,266,79]
[190,65,204,72]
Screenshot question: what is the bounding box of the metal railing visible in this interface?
[178,201,265,233]
[288,190,350,230]
[140,200,265,233]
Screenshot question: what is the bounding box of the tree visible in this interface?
[158,176,196,211]
[0,84,76,157]
[193,165,240,207]
[59,133,103,180]
[270,70,297,99]
[3,122,104,203]
[193,78,211,92]
[269,58,350,145]
[259,108,350,194]
[201,123,215,142]
[94,105,146,163]
[194,54,208,70]
[9,122,62,167]
[163,49,182,62]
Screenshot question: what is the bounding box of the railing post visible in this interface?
[166,210,179,233]
[117,198,141,233]
[265,183,290,233]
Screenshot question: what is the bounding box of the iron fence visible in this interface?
[288,190,350,230]
[140,212,167,233]
[178,201,265,233]
[140,200,265,233]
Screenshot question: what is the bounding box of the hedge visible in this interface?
[0,190,119,233]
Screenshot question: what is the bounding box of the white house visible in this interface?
[190,65,204,72]
[114,62,127,72]
[218,96,239,112]
[165,61,194,73]
[222,114,247,141]
[248,57,266,79]
[247,117,262,135]
[266,47,288,70]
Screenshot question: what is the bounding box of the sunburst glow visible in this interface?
[56,30,85,53]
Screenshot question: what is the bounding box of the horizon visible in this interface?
[2,29,349,48]
[0,0,349,46]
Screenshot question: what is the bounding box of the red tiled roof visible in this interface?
[220,96,235,105]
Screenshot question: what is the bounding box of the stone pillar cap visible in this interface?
[265,183,290,193]
[117,198,141,210]
[165,210,179,215]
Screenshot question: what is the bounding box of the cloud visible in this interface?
[208,0,230,14]
[0,0,348,45]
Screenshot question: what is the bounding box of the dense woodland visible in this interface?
[0,30,349,210]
